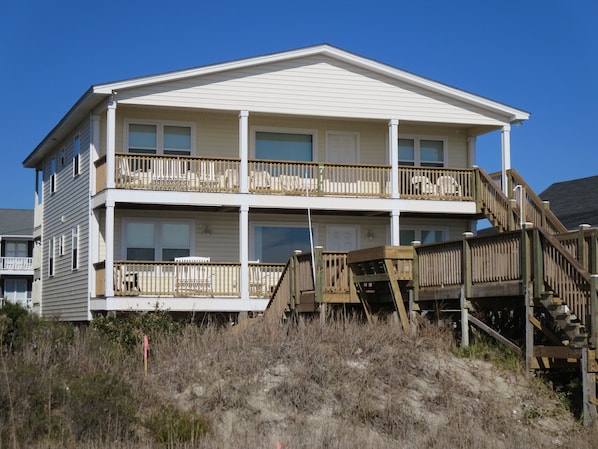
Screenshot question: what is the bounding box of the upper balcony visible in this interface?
[95,153,476,201]
[0,257,34,275]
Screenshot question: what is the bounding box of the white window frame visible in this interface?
[73,134,81,177]
[71,226,79,271]
[58,235,65,256]
[121,218,195,261]
[250,220,318,262]
[4,278,28,303]
[398,135,448,167]
[50,158,57,194]
[48,238,55,277]
[5,241,28,257]
[123,119,196,155]
[399,226,448,245]
[250,126,319,161]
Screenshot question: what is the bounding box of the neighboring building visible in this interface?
[0,209,34,310]
[540,176,598,230]
[22,44,529,321]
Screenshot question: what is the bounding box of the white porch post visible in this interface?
[239,110,249,193]
[467,136,476,167]
[106,98,117,189]
[105,201,115,297]
[389,119,399,198]
[501,124,511,196]
[239,205,249,299]
[390,210,400,246]
[91,114,101,195]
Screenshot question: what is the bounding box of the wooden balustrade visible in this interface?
[399,167,474,200]
[248,160,390,197]
[417,241,463,287]
[476,168,512,231]
[470,234,520,283]
[90,154,480,201]
[323,252,350,294]
[114,153,240,192]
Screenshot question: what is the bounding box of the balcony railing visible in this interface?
[99,154,475,201]
[0,257,33,272]
[109,260,285,298]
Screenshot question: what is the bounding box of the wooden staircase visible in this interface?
[539,292,588,348]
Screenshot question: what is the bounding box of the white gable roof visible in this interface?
[24,44,529,167]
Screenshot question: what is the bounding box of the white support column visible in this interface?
[106,98,117,189]
[91,114,101,195]
[467,136,476,167]
[390,210,400,246]
[501,124,511,196]
[239,205,249,300]
[239,110,249,193]
[105,201,115,297]
[389,119,399,198]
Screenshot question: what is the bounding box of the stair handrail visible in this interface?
[476,167,515,231]
[536,226,593,329]
[490,169,567,235]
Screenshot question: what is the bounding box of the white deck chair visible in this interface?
[436,175,462,196]
[175,256,212,294]
[249,260,265,296]
[411,175,437,195]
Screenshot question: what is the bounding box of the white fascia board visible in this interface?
[93,44,529,123]
[95,297,270,312]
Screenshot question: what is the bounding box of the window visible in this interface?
[48,238,55,277]
[4,279,27,305]
[255,130,314,162]
[58,236,65,256]
[73,135,80,176]
[72,227,79,270]
[50,158,57,193]
[253,224,313,263]
[124,220,192,261]
[399,137,446,167]
[126,121,192,155]
[399,228,446,246]
[5,241,28,257]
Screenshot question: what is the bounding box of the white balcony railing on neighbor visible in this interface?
[0,257,33,271]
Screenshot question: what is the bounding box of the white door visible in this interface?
[327,132,358,164]
[326,225,359,251]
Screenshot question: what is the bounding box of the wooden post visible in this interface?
[473,166,482,214]
[591,275,598,349]
[532,228,544,298]
[590,231,598,275]
[582,347,597,426]
[508,199,517,231]
[314,246,324,303]
[541,201,550,229]
[317,165,324,197]
[579,224,591,270]
[411,241,420,303]
[460,286,469,348]
[462,232,473,299]
[524,283,534,377]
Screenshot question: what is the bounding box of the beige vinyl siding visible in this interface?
[111,109,469,167]
[41,119,91,320]
[114,210,240,262]
[116,55,509,126]
[400,218,471,242]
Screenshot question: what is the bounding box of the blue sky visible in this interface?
[1,0,596,209]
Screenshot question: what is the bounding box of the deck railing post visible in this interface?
[462,232,473,299]
[579,224,591,270]
[591,231,598,275]
[473,166,482,213]
[411,241,420,302]
[591,275,598,349]
[508,199,517,231]
[314,246,324,304]
[532,227,544,298]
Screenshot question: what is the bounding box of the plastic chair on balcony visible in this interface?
[114,265,140,295]
[411,175,437,195]
[175,256,212,295]
[436,175,462,196]
[249,260,266,296]
[198,161,218,188]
